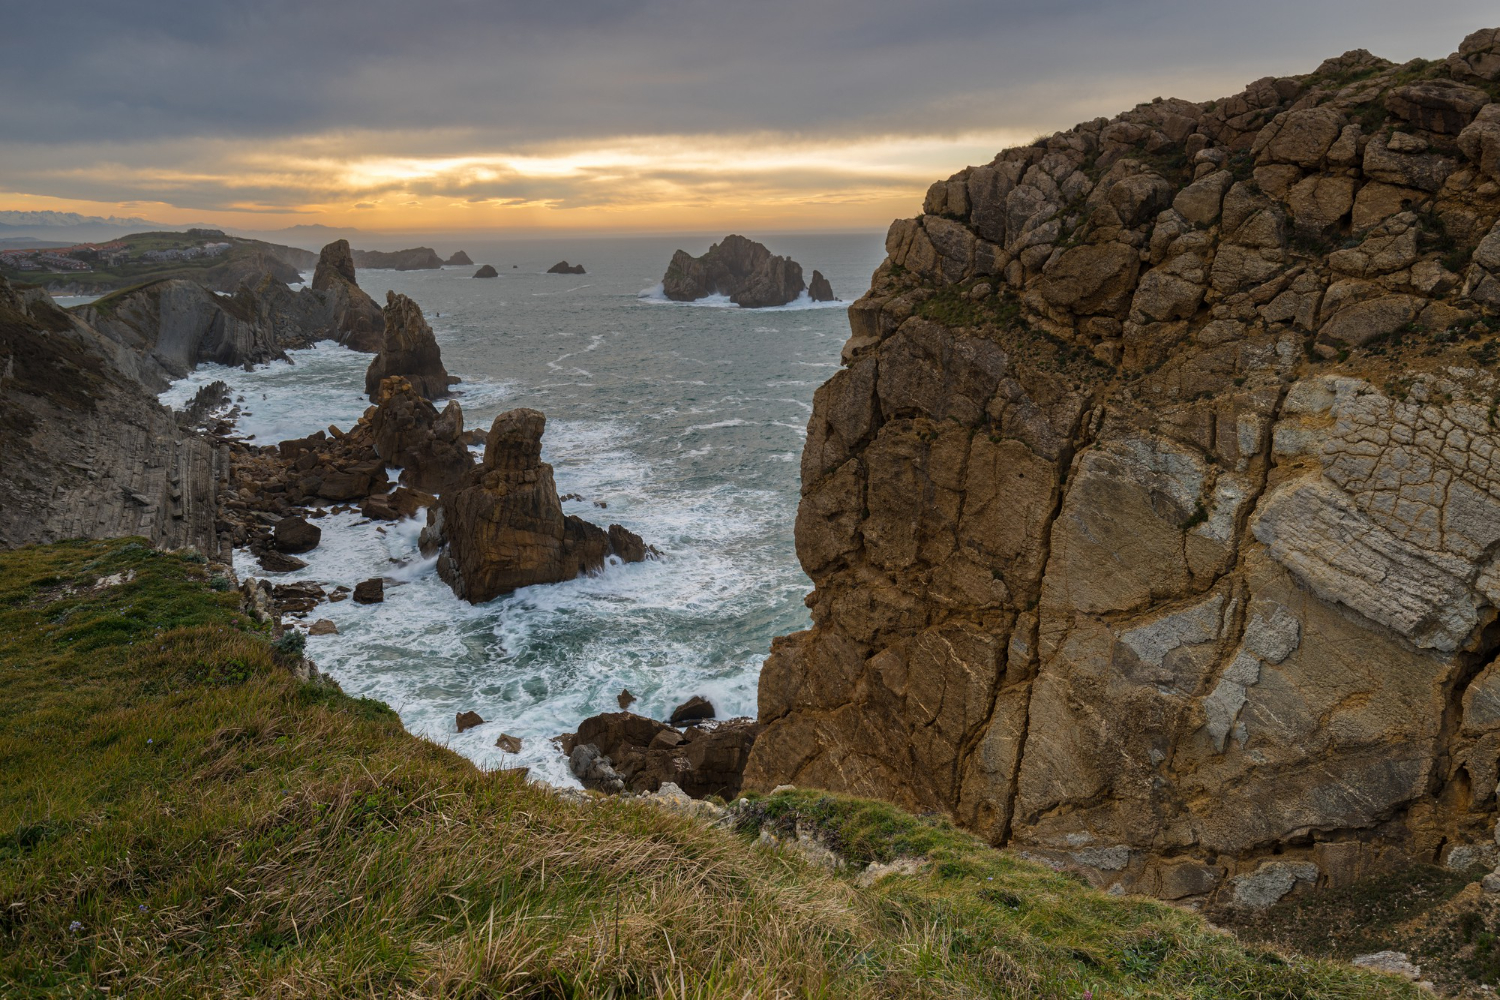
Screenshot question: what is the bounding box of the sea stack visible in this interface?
[369,376,475,494]
[445,250,474,266]
[363,291,456,402]
[547,261,586,274]
[311,239,385,352]
[661,235,806,307]
[420,408,650,603]
[808,270,836,302]
[473,264,499,278]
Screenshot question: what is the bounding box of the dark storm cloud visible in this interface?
[5,0,1497,146]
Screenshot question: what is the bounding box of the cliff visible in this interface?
[746,28,1500,909]
[0,277,222,554]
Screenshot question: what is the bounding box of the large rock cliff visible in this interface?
[363,291,455,402]
[662,235,807,308]
[746,29,1500,907]
[0,277,222,554]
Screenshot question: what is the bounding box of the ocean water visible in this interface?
[159,232,886,784]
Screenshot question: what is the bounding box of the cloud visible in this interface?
[2,1,1496,229]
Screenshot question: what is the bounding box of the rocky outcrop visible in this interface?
[662,235,807,308]
[547,261,586,274]
[746,28,1500,908]
[559,712,762,799]
[473,265,499,279]
[808,270,837,302]
[368,376,475,494]
[363,292,455,402]
[0,276,223,554]
[78,279,290,390]
[352,247,444,271]
[419,407,650,603]
[445,251,474,266]
[310,240,385,352]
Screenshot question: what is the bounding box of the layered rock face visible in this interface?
[369,375,475,494]
[310,240,385,352]
[746,29,1500,907]
[421,408,650,603]
[662,235,806,307]
[363,291,455,402]
[0,277,222,554]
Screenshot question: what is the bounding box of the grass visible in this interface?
[0,232,308,293]
[0,539,1425,998]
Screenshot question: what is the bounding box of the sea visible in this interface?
[153,232,887,785]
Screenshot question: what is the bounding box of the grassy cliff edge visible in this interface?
[0,540,1420,998]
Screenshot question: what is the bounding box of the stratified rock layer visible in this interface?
[0,277,222,553]
[420,408,649,603]
[662,235,806,308]
[746,28,1500,908]
[363,291,455,402]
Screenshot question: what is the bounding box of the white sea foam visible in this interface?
[150,234,884,785]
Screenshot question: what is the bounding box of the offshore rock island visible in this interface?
[662,234,833,307]
[746,27,1500,910]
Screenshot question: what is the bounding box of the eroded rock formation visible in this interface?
[662,235,807,308]
[809,270,837,302]
[547,261,586,274]
[473,265,499,279]
[420,407,650,603]
[310,239,385,352]
[369,375,475,495]
[445,251,474,266]
[364,291,455,402]
[746,28,1500,908]
[559,712,761,799]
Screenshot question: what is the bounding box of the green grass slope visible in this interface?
[0,540,1421,998]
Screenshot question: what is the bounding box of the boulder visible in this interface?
[617,688,636,709]
[1384,81,1491,135]
[257,550,308,573]
[352,578,384,604]
[473,264,499,278]
[808,270,837,302]
[1448,27,1500,83]
[363,292,456,402]
[662,235,807,308]
[272,515,321,554]
[670,695,716,725]
[445,251,474,266]
[420,408,651,603]
[559,712,762,799]
[369,376,475,494]
[546,261,586,274]
[495,733,522,753]
[308,619,338,636]
[456,710,485,732]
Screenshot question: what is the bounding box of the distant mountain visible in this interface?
[0,212,220,244]
[0,211,161,228]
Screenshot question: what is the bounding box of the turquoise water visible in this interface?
[162,232,886,782]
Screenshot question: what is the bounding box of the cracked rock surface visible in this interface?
[745,27,1500,907]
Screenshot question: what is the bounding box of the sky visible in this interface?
[3,1,1497,235]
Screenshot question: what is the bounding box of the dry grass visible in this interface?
[0,539,1426,998]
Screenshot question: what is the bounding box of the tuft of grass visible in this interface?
[0,539,1423,998]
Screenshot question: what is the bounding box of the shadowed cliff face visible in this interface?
[0,277,222,554]
[746,28,1500,908]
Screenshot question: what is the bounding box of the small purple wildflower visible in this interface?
[68,920,83,933]
[138,904,148,913]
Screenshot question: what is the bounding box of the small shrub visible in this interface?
[272,629,306,661]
